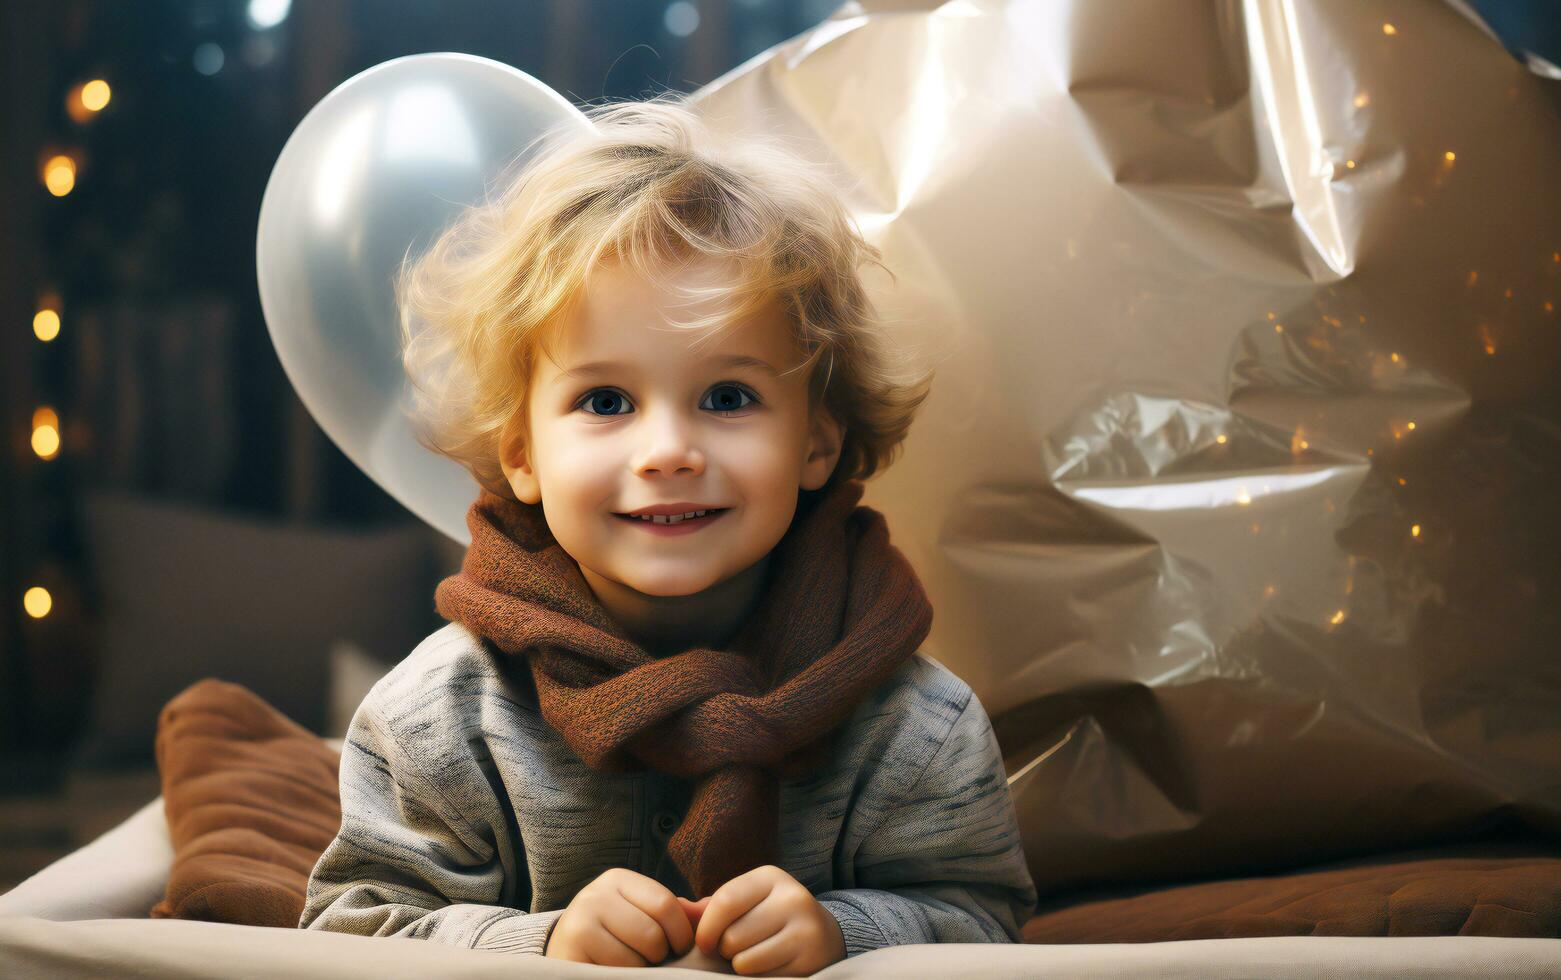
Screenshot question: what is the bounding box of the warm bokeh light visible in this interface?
[1411,524,1421,538]
[1382,23,1397,36]
[66,80,112,122]
[1353,92,1370,108]
[32,406,59,430]
[33,308,61,341]
[82,79,111,111]
[1444,150,1456,162]
[31,422,60,459]
[1478,323,1498,355]
[23,587,53,619]
[43,154,76,196]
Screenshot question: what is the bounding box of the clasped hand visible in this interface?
[545,864,846,975]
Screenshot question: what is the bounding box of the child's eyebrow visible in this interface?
[561,354,780,378]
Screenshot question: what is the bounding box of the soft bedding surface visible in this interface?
[1024,832,1561,942]
[1,919,1559,980]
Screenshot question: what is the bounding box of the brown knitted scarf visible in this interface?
[433,476,933,899]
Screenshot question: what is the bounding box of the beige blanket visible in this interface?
[3,919,1560,979]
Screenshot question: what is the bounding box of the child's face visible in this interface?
[499,255,843,599]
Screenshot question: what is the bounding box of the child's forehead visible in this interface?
[545,260,794,369]
[540,312,790,378]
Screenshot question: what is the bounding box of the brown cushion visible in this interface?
[150,678,342,927]
[1024,834,1561,942]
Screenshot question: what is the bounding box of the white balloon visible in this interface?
[257,53,591,544]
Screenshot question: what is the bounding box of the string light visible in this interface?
[66,79,111,123]
[32,408,61,460]
[33,308,61,342]
[1382,23,1397,36]
[43,154,76,196]
[81,79,110,111]
[23,587,53,619]
[31,421,61,459]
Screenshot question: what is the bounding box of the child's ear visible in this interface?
[800,404,844,492]
[498,413,542,505]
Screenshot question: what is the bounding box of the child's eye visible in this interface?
[575,383,760,418]
[704,383,759,416]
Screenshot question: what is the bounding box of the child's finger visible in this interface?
[695,881,768,955]
[613,879,694,958]
[678,895,712,926]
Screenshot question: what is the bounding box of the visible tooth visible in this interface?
[637,510,710,524]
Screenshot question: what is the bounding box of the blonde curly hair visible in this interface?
[396,92,933,500]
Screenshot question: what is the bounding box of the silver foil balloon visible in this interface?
[256,53,591,544]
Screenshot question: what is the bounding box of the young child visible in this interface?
[298,94,1037,973]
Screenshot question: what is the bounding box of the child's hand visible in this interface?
[691,865,846,976]
[544,867,695,966]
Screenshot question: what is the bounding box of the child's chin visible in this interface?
[629,578,716,598]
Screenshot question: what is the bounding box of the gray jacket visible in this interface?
[298,622,1037,958]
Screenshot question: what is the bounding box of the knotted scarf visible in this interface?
[433,476,933,899]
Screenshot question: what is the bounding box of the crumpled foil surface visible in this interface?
[690,0,1561,894]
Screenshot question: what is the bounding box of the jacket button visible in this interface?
[653,811,679,835]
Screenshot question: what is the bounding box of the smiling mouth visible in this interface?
[614,508,730,525]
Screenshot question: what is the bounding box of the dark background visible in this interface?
[0,0,1556,888]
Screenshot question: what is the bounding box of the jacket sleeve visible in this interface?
[297,695,563,954]
[814,690,1038,957]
